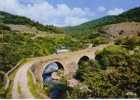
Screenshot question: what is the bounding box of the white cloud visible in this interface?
[0,0,94,26]
[65,17,88,26]
[107,8,124,15]
[98,6,106,12]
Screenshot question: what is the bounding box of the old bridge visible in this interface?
[31,44,109,83]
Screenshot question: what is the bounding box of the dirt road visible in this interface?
[12,62,35,99]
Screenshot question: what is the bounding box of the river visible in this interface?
[42,62,67,98]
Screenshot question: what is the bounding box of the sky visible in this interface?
[0,0,140,26]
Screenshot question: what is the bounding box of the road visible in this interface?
[12,61,35,99]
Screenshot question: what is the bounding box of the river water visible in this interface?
[42,63,67,98]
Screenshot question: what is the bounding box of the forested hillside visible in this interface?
[0,11,64,33]
[65,7,140,35]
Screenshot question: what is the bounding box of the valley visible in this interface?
[0,7,140,99]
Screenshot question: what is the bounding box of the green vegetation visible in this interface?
[67,35,140,98]
[5,80,13,98]
[65,7,140,35]
[0,11,64,33]
[1,30,108,74]
[1,31,87,73]
[0,71,6,98]
[17,84,22,96]
[0,24,11,31]
[0,11,34,25]
[28,70,47,98]
[96,45,129,69]
[115,35,140,49]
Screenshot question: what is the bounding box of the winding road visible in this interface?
[12,61,35,99]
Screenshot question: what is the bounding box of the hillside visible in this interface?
[100,22,140,36]
[65,7,140,35]
[0,11,64,34]
[0,11,67,74]
[0,11,87,74]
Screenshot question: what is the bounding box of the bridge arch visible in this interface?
[43,60,64,71]
[42,61,65,83]
[50,61,64,69]
[44,61,64,72]
[77,56,90,65]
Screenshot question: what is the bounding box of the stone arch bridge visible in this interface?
[30,44,109,84]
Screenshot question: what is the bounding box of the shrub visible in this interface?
[115,36,140,50]
[95,45,129,69]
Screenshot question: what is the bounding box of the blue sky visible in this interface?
[47,0,140,11]
[0,0,140,26]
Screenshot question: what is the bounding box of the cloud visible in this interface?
[0,0,94,26]
[98,6,106,12]
[107,8,124,15]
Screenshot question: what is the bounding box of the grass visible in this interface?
[27,70,48,99]
[0,71,6,98]
[32,32,66,39]
[17,84,22,96]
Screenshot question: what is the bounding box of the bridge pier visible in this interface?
[64,62,78,79]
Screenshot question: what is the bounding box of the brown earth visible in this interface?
[101,22,140,37]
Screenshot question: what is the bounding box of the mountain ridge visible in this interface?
[64,7,140,34]
[0,11,64,34]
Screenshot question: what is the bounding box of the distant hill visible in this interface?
[65,7,140,35]
[0,11,34,25]
[0,11,64,34]
[101,22,140,37]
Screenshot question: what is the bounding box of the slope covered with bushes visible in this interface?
[67,35,140,98]
[0,11,64,33]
